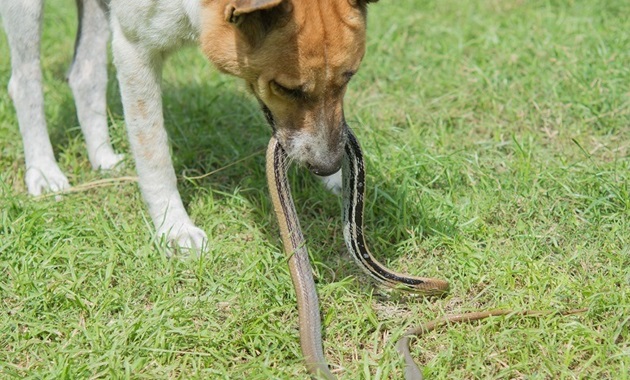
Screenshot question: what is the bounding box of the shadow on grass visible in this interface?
[45,63,459,286]
[165,81,460,284]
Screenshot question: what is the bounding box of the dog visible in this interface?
[1,0,375,251]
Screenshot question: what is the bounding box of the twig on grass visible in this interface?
[181,147,265,181]
[34,148,266,199]
[35,176,139,199]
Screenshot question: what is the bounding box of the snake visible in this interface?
[265,127,586,380]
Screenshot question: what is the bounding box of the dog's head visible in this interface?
[201,0,376,175]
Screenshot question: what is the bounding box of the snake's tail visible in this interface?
[396,308,588,380]
[396,336,424,380]
[266,137,336,380]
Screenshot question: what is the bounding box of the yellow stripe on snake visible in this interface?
[266,128,586,380]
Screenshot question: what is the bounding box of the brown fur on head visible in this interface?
[200,0,374,176]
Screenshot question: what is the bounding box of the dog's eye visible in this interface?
[271,81,306,100]
[343,71,356,82]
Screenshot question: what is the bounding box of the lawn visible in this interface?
[1,0,628,379]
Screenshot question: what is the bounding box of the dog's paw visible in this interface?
[92,151,124,171]
[317,169,342,195]
[25,162,71,196]
[158,221,209,256]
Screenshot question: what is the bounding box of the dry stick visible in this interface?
[35,176,138,199]
[182,148,266,181]
[35,148,265,199]
[396,307,589,380]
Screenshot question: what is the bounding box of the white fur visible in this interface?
[1,0,206,251]
[68,0,123,171]
[182,0,202,32]
[2,0,339,252]
[108,0,207,252]
[1,0,123,198]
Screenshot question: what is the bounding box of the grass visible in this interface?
[1,0,628,378]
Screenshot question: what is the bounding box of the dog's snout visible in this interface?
[276,121,347,177]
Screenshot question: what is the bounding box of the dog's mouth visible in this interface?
[258,102,346,176]
[260,103,275,131]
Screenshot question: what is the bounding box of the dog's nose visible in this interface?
[306,143,344,176]
[306,157,342,177]
[307,164,340,177]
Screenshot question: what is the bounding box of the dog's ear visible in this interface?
[224,0,292,48]
[225,0,285,24]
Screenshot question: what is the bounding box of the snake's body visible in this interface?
[266,128,585,380]
[266,135,333,379]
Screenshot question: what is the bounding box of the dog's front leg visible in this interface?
[111,19,208,253]
[1,0,70,195]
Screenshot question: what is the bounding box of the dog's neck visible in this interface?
[182,0,203,33]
